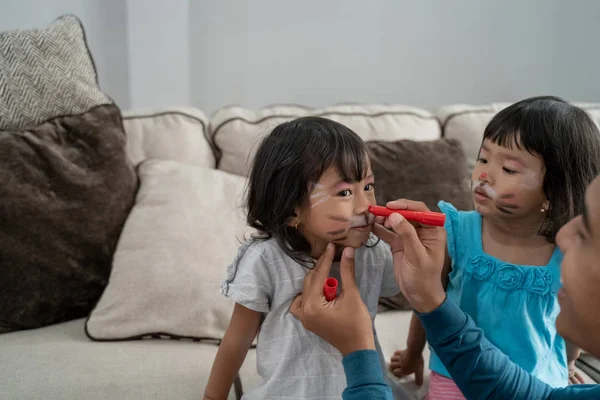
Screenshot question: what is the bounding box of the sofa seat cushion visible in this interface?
[0,318,237,400]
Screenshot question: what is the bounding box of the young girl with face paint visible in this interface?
[204,117,403,400]
[390,96,600,399]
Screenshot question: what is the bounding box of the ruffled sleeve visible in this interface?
[437,201,460,262]
[220,240,272,313]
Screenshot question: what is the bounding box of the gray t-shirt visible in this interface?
[221,235,400,399]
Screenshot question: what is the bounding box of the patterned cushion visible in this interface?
[0,15,137,333]
[0,14,110,130]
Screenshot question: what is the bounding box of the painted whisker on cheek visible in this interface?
[310,190,328,199]
[496,206,515,214]
[310,193,330,209]
[331,236,348,243]
[327,215,350,223]
[326,228,348,236]
[516,169,542,190]
[495,201,518,214]
[498,193,516,200]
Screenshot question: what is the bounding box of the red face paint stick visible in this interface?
[368,205,446,227]
[324,277,338,302]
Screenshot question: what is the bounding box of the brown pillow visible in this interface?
[367,138,473,311]
[0,104,137,333]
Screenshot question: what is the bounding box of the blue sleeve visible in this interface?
[417,298,600,400]
[342,350,393,400]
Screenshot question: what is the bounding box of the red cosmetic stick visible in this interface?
[368,205,446,227]
[324,277,338,302]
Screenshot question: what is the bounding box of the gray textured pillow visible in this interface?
[0,14,110,130]
[367,138,473,311]
[0,15,137,333]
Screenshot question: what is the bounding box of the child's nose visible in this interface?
[354,192,371,214]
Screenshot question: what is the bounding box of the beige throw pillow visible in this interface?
[86,160,250,341]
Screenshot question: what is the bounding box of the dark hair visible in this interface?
[246,116,371,266]
[483,95,600,242]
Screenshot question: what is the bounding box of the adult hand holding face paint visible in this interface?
[289,243,376,356]
[371,200,448,313]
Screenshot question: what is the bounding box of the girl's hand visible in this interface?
[289,243,375,356]
[568,360,585,384]
[389,348,425,385]
[371,199,447,313]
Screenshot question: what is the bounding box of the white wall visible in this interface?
[190,0,600,114]
[2,1,600,112]
[554,0,600,101]
[126,0,191,109]
[0,0,130,108]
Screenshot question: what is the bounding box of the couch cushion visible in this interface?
[123,107,215,168]
[0,15,137,333]
[0,318,237,400]
[0,14,110,130]
[438,102,600,170]
[367,138,472,311]
[86,160,249,341]
[211,104,441,176]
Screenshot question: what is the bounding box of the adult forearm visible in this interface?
[342,350,393,400]
[417,298,555,400]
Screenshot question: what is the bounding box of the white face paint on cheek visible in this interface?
[310,191,330,208]
[309,183,332,208]
[517,169,541,190]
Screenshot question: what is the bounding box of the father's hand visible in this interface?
[289,243,375,356]
[372,200,447,313]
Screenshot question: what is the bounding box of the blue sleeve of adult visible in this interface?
[342,350,393,400]
[417,298,600,400]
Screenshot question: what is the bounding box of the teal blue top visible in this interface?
[428,201,568,387]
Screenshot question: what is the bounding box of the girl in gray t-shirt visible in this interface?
[204,116,402,399]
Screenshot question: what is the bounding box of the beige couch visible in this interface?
[1,102,599,400]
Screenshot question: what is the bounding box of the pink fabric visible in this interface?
[426,371,466,400]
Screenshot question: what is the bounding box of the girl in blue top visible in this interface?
[390,96,600,398]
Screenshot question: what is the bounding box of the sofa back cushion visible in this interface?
[122,107,215,168]
[0,15,137,333]
[210,104,441,176]
[86,160,249,341]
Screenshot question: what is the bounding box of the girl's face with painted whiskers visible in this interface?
[472,138,549,218]
[290,165,376,258]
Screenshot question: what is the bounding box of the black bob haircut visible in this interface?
[482,96,600,242]
[245,116,372,266]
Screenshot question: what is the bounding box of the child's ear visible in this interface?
[542,199,550,211]
[287,210,301,228]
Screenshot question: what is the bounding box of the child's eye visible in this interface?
[503,167,517,175]
[477,157,488,164]
[337,189,352,197]
[364,183,375,191]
